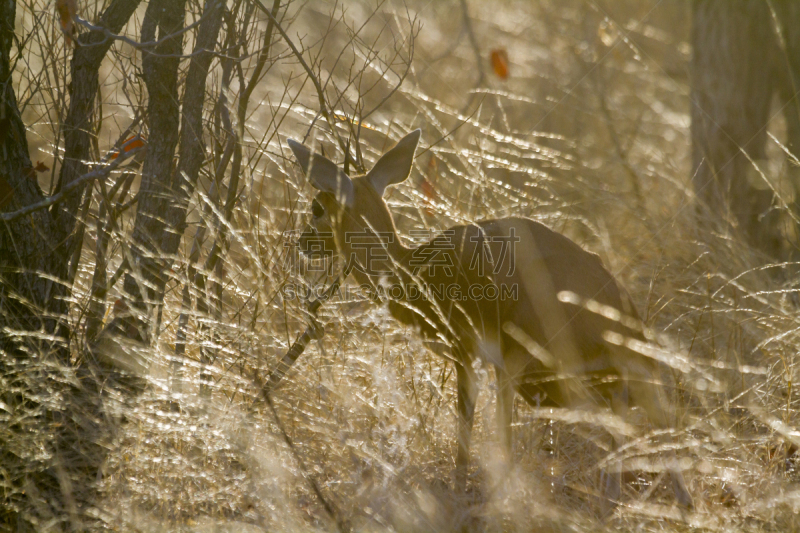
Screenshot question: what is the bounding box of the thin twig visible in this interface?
[73,13,206,51]
[258,275,342,396]
[0,147,144,222]
[258,388,345,533]
[460,0,486,110]
[252,0,347,154]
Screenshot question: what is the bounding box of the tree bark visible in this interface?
[770,2,800,250]
[691,1,800,258]
[121,0,187,339]
[123,0,224,340]
[53,0,144,274]
[0,1,141,529]
[0,0,68,349]
[690,0,779,257]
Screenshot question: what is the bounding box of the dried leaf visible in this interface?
[56,0,78,47]
[490,49,509,80]
[110,135,146,160]
[113,299,129,315]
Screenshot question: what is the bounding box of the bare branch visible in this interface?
[0,148,144,222]
[252,0,348,154]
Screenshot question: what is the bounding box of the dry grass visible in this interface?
[8,0,800,531]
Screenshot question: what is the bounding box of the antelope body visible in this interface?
[289,130,692,509]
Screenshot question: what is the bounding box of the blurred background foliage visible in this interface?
[3,0,800,530]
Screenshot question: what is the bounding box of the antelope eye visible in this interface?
[311,199,325,218]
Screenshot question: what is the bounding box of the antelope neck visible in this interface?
[346,223,423,289]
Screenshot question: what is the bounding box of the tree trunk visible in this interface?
[690,0,780,257]
[0,1,140,529]
[691,1,800,259]
[770,2,800,255]
[122,0,223,342]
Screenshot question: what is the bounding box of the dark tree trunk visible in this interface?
[0,1,140,529]
[0,4,69,522]
[121,0,187,341]
[690,0,779,256]
[53,0,144,285]
[691,1,800,259]
[123,0,224,338]
[0,1,69,350]
[770,2,800,250]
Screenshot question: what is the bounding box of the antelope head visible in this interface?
[288,130,421,274]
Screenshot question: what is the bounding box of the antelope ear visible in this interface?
[288,138,354,208]
[367,129,421,196]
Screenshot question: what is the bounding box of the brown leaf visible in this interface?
[490,49,509,80]
[56,0,78,47]
[34,161,49,172]
[111,135,146,159]
[113,298,129,315]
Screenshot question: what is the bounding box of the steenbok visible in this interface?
[288,129,692,510]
